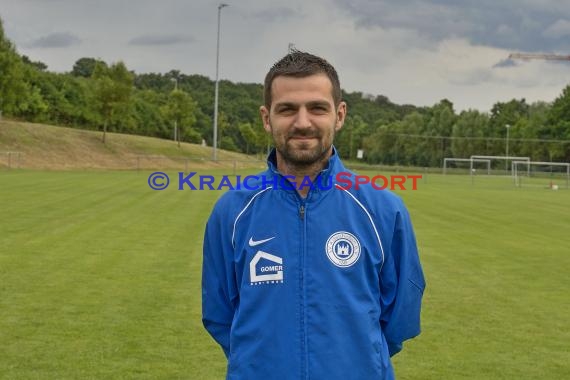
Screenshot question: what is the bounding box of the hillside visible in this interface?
[0,119,264,170]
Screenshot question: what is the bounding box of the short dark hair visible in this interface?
[263,50,341,109]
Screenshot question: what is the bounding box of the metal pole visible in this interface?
[176,120,179,148]
[505,124,511,175]
[171,78,178,142]
[213,3,228,161]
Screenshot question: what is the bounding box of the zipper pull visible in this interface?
[299,205,305,219]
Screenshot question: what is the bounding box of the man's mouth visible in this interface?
[290,135,316,140]
[289,131,319,140]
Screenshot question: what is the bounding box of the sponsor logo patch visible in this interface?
[250,251,284,285]
[325,231,361,268]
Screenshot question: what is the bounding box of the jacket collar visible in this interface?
[266,146,346,195]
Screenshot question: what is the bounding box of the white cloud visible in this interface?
[0,0,569,111]
[542,19,570,38]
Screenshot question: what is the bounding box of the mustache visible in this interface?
[287,128,320,139]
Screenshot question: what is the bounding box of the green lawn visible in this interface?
[1,170,569,379]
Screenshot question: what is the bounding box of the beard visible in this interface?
[272,126,335,167]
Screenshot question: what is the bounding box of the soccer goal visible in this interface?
[470,155,530,176]
[443,158,491,175]
[512,161,570,189]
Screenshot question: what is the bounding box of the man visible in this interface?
[202,51,425,379]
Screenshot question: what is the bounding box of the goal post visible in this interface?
[443,158,491,175]
[470,155,530,176]
[513,161,570,189]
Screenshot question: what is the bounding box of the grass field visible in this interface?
[0,119,261,171]
[1,169,569,379]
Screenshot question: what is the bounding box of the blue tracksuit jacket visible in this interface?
[202,149,425,379]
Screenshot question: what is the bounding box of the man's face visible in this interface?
[260,74,346,167]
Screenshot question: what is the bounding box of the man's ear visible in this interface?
[335,101,347,132]
[260,105,271,133]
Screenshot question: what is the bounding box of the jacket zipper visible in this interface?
[299,201,308,379]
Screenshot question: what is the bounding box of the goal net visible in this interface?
[443,158,491,175]
[470,155,530,176]
[512,161,570,189]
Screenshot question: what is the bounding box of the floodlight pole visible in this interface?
[171,78,178,142]
[213,3,229,161]
[505,124,511,174]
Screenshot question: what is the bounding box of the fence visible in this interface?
[0,152,266,173]
[133,155,266,174]
[0,152,23,169]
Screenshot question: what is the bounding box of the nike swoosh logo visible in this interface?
[249,236,276,247]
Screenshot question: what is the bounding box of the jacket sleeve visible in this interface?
[202,199,238,359]
[379,201,426,357]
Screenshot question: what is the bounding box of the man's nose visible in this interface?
[293,107,311,128]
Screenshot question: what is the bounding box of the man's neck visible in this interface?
[275,151,332,198]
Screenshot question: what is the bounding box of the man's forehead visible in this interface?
[270,74,334,103]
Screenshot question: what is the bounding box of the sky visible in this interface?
[1,0,570,112]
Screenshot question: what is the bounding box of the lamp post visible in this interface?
[505,124,511,174]
[213,3,229,161]
[171,78,178,142]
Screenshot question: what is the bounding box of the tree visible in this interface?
[92,61,134,143]
[549,85,570,125]
[423,100,456,166]
[21,55,48,71]
[161,89,198,147]
[254,120,272,158]
[547,85,570,161]
[131,90,169,138]
[335,114,367,160]
[362,124,394,164]
[490,99,529,131]
[16,65,48,120]
[72,57,106,78]
[0,17,27,116]
[238,122,258,154]
[451,110,489,159]
[216,112,231,151]
[488,99,529,156]
[220,136,239,152]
